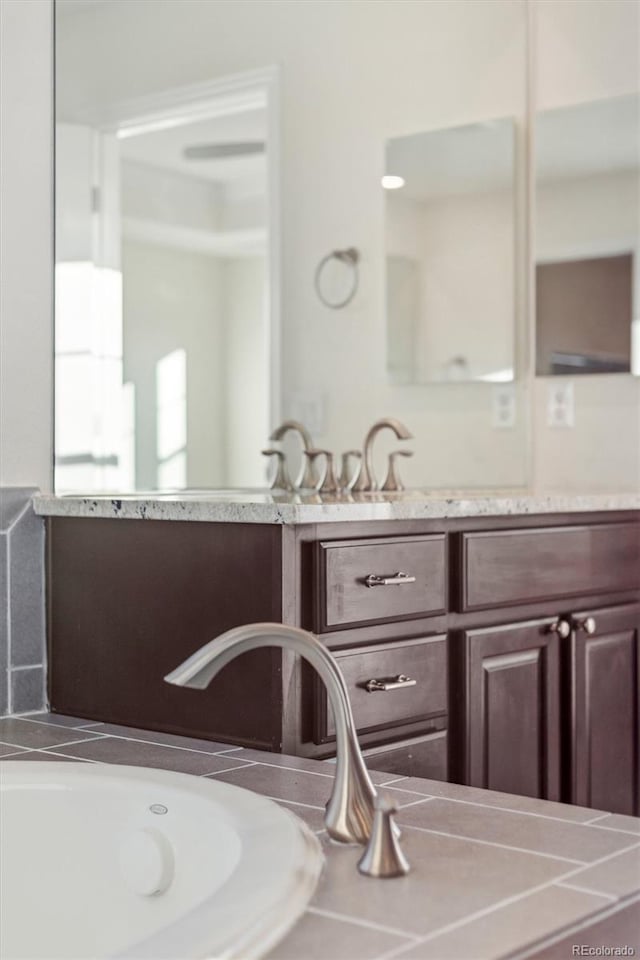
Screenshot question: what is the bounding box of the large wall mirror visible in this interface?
[56,1,575,495]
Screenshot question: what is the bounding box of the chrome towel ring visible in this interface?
[314,247,360,309]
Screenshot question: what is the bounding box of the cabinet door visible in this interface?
[570,604,640,816]
[455,619,561,800]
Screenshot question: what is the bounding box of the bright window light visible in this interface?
[156,349,187,488]
[381,175,405,190]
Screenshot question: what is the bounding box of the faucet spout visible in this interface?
[353,417,414,492]
[269,421,317,489]
[165,622,377,845]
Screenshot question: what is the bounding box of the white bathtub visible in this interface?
[0,762,323,960]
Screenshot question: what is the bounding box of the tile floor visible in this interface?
[1,712,639,960]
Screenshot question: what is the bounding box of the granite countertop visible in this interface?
[32,489,640,525]
[1,713,639,959]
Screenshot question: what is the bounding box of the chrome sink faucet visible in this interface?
[269,420,318,489]
[352,418,413,492]
[165,623,377,845]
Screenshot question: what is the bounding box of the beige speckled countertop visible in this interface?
[32,489,640,525]
[1,713,638,959]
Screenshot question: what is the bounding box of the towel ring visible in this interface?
[314,247,360,309]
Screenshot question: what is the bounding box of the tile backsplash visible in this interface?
[0,488,46,715]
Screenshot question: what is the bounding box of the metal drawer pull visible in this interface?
[364,571,416,588]
[365,674,417,693]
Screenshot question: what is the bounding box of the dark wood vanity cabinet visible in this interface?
[46,509,639,813]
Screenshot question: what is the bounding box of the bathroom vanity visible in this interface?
[35,492,640,816]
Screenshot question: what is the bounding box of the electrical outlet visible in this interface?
[492,385,516,429]
[547,381,574,428]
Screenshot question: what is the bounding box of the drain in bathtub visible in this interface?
[149,804,168,815]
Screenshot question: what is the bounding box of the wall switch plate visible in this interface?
[547,381,574,428]
[492,384,516,429]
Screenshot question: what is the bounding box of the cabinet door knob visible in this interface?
[547,618,571,639]
[364,571,416,588]
[574,616,597,635]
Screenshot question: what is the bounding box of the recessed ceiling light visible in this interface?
[381,175,405,190]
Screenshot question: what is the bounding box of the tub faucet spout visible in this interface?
[164,623,377,845]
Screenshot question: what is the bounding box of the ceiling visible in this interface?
[118,107,267,187]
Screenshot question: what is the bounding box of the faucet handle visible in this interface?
[305,449,340,493]
[357,794,410,879]
[338,450,362,490]
[381,450,413,492]
[261,449,293,491]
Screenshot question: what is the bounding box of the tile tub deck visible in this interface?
[1,713,638,960]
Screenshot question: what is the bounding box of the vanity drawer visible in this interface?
[461,522,640,612]
[364,731,448,782]
[312,634,447,744]
[315,535,447,631]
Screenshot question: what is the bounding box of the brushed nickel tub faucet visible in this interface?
[165,623,377,845]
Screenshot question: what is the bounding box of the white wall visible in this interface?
[0,0,53,492]
[533,0,640,493]
[387,188,515,382]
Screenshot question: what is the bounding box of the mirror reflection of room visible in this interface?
[535,95,639,376]
[385,119,515,385]
[55,89,270,493]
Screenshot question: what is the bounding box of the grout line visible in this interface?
[204,779,327,813]
[376,776,409,786]
[0,748,32,758]
[34,734,108,750]
[4,499,33,534]
[76,722,105,729]
[555,839,640,885]
[399,822,587,865]
[17,715,100,730]
[396,796,435,810]
[504,892,640,960]
[8,665,44,674]
[38,750,99,762]
[585,813,613,824]
[39,729,254,758]
[214,756,336,779]
[274,798,326,812]
[378,786,617,828]
[376,848,640,960]
[201,762,258,776]
[307,906,422,943]
[555,880,617,903]
[214,746,245,754]
[6,515,12,714]
[590,823,640,838]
